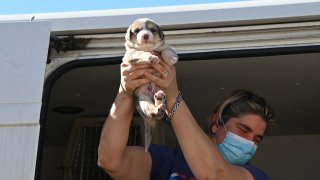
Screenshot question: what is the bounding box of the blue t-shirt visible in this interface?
[149,144,269,180]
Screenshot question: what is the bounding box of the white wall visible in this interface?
[0,21,51,180]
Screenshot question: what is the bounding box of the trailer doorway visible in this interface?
[37,47,320,180]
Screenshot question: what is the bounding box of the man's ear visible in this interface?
[210,113,220,134]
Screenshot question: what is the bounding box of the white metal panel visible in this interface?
[0,125,40,180]
[0,1,319,34]
[0,103,41,125]
[0,21,51,180]
[0,21,51,104]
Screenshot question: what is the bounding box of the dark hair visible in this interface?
[208,89,275,135]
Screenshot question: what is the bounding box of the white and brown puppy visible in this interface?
[123,18,178,151]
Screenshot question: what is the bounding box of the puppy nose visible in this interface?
[143,34,149,40]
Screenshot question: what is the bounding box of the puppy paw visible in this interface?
[154,90,166,102]
[151,103,166,120]
[169,55,178,65]
[148,54,160,64]
[154,91,166,117]
[162,49,178,65]
[157,103,166,113]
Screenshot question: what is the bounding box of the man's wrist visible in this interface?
[119,83,134,97]
[166,89,180,102]
[111,89,135,117]
[166,91,183,120]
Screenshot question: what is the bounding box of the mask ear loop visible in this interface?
[220,118,228,133]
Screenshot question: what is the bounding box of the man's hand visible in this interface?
[120,62,154,94]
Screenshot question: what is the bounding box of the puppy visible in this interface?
[123,18,178,151]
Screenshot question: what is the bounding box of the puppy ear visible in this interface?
[157,25,165,40]
[125,25,132,41]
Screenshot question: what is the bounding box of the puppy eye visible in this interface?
[133,29,140,34]
[150,28,156,33]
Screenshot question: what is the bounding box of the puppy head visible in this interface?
[125,18,164,50]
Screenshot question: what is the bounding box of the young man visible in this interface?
[98,61,274,180]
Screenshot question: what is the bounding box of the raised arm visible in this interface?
[97,63,154,180]
[144,61,253,180]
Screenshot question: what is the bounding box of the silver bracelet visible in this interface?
[167,91,183,120]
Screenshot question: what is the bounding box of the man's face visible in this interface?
[212,114,267,145]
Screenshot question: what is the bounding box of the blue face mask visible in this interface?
[218,130,257,165]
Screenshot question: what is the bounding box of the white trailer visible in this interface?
[1,0,320,179]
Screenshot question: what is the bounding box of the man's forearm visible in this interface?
[169,100,227,179]
[98,91,134,171]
